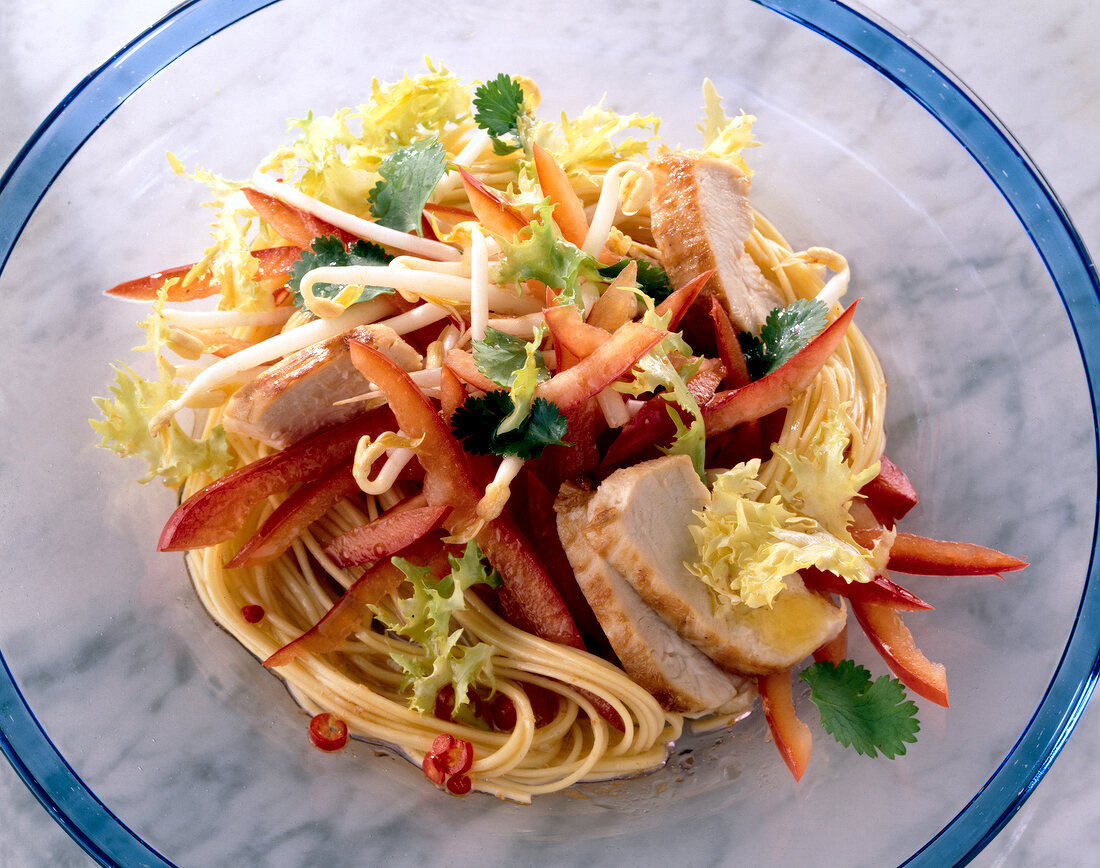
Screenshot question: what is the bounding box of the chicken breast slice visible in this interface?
[586,454,846,676]
[648,152,783,333]
[555,481,755,717]
[222,324,422,449]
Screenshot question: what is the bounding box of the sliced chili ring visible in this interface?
[308,713,349,752]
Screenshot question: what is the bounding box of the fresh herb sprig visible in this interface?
[451,391,569,460]
[472,73,528,155]
[368,137,447,234]
[287,235,393,311]
[800,659,920,759]
[740,298,829,379]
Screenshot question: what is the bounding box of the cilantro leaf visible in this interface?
[739,298,829,380]
[451,391,569,460]
[287,235,394,311]
[799,660,920,759]
[598,258,674,303]
[368,138,447,234]
[473,73,526,154]
[472,326,549,387]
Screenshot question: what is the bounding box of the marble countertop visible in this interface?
[1,1,1097,865]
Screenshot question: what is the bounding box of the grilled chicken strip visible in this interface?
[556,481,755,717]
[222,324,422,449]
[648,152,783,333]
[585,454,846,676]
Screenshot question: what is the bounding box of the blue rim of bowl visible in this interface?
[0,0,1097,865]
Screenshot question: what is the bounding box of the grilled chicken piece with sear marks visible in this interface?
[222,324,422,449]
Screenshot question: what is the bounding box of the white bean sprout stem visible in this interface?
[250,172,462,262]
[581,160,651,257]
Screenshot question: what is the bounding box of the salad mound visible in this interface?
[92,62,1026,799]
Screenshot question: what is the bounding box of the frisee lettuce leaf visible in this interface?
[688,459,874,609]
[493,202,598,306]
[375,541,500,716]
[90,288,235,486]
[772,404,880,545]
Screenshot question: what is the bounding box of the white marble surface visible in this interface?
[0,1,1097,866]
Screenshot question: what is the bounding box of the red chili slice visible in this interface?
[430,733,473,776]
[308,713,349,752]
[446,774,472,795]
[421,753,446,787]
[241,604,265,623]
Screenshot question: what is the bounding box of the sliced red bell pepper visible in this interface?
[800,566,932,612]
[458,168,528,239]
[703,299,859,436]
[537,322,665,411]
[812,624,848,665]
[225,463,361,568]
[654,269,713,331]
[264,558,409,668]
[105,245,300,301]
[443,348,496,392]
[850,528,1028,577]
[850,599,949,707]
[242,186,358,249]
[323,504,452,568]
[758,670,813,782]
[158,407,395,551]
[707,295,752,389]
[347,338,584,650]
[543,304,610,359]
[532,142,589,247]
[860,455,919,525]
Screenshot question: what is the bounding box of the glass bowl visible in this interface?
[1,1,1096,865]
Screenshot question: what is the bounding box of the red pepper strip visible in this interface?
[586,283,637,333]
[708,296,752,390]
[264,558,408,668]
[532,142,589,248]
[512,467,609,653]
[758,670,813,782]
[812,623,848,665]
[105,245,301,302]
[537,322,665,411]
[443,348,496,392]
[225,463,361,568]
[242,187,358,249]
[850,599,949,707]
[531,399,606,493]
[440,362,467,422]
[347,339,585,650]
[703,300,859,437]
[800,566,932,612]
[859,455,919,525]
[158,407,395,551]
[543,304,610,359]
[322,504,452,568]
[600,364,722,469]
[458,168,528,239]
[654,269,713,331]
[851,529,1028,577]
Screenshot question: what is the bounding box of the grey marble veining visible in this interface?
[0,1,1097,866]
